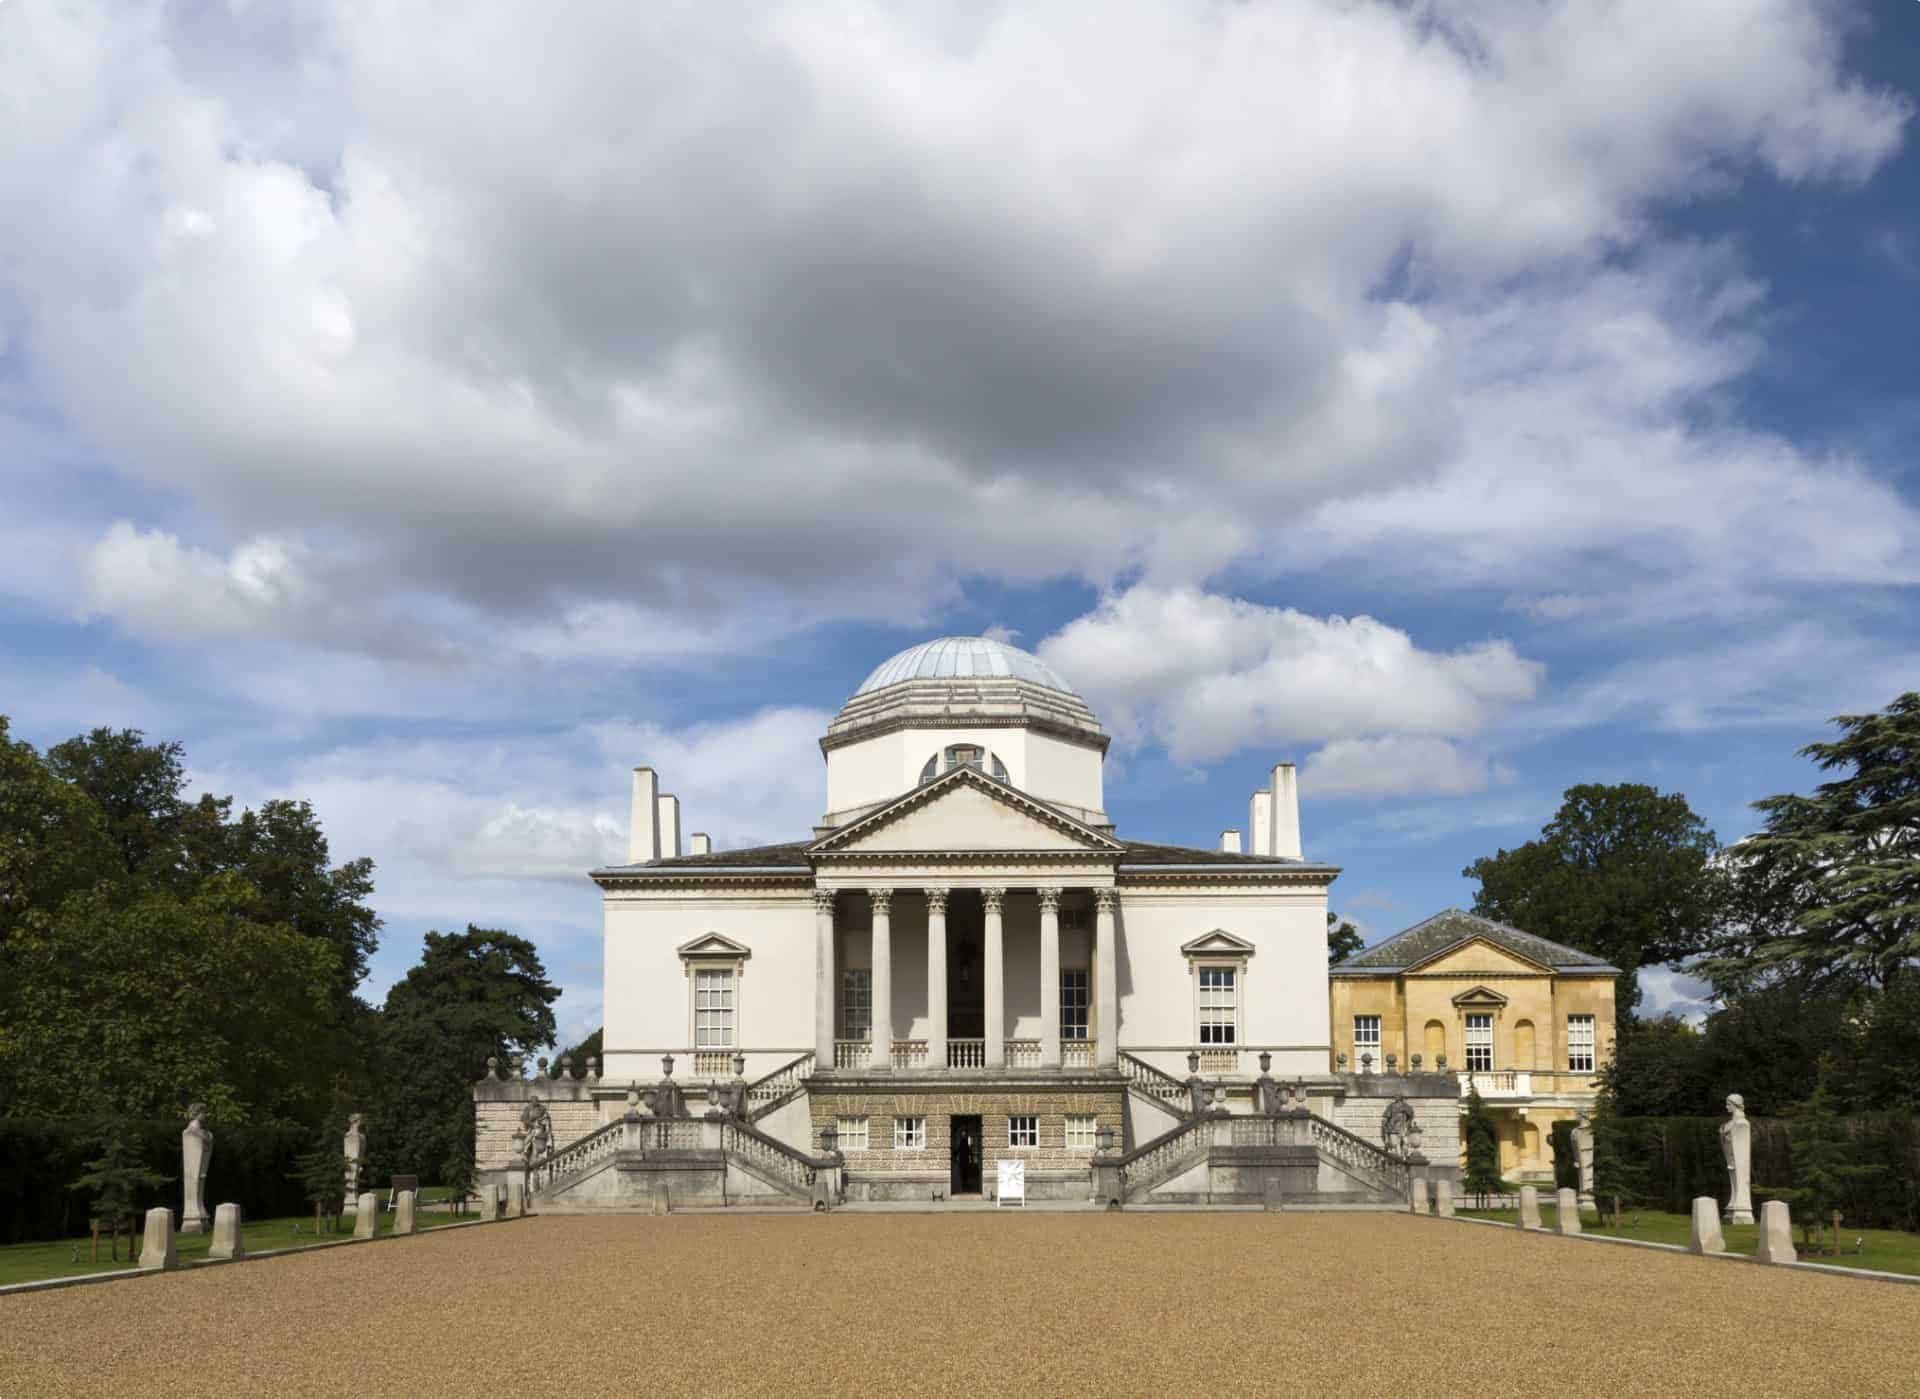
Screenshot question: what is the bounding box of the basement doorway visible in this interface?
[950,1115,982,1196]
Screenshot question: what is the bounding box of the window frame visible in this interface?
[1567,1013,1596,1073]
[893,1116,926,1151]
[692,967,736,1050]
[840,967,872,1042]
[1353,1014,1382,1070]
[1007,1115,1038,1150]
[1197,965,1238,1045]
[1464,1012,1494,1072]
[1060,968,1091,1041]
[1063,1115,1097,1151]
[835,1116,869,1152]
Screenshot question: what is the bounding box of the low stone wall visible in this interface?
[473,1075,614,1177]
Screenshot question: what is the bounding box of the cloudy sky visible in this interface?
[5,0,1918,1040]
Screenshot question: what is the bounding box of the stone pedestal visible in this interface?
[510,1183,526,1217]
[1409,1178,1430,1214]
[1687,1195,1726,1254]
[352,1192,379,1238]
[209,1202,245,1261]
[180,1110,213,1235]
[491,1184,508,1221]
[1518,1185,1541,1229]
[1755,1200,1797,1265]
[1435,1179,1455,1218]
[393,1190,417,1236]
[1554,1187,1582,1235]
[139,1206,177,1271]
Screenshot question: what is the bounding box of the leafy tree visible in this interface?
[557,1026,603,1069]
[1326,911,1363,965]
[69,1124,173,1261]
[289,1126,346,1233]
[44,728,188,883]
[0,717,116,945]
[440,1108,477,1215]
[221,799,381,1008]
[375,926,559,1181]
[1760,1056,1885,1253]
[1846,979,1920,1113]
[1587,1083,1642,1213]
[1465,783,1725,1025]
[1703,693,1920,995]
[1461,1086,1504,1205]
[1605,1015,1711,1117]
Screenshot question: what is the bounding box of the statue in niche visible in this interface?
[1720,1093,1755,1225]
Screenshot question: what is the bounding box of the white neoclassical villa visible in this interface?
[473,637,1458,1208]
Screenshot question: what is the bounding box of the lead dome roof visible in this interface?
[824,635,1107,755]
[853,637,1077,698]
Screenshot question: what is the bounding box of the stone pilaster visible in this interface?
[813,889,837,1068]
[984,888,1006,1069]
[926,888,949,1072]
[1094,889,1119,1067]
[1038,887,1062,1068]
[869,888,893,1071]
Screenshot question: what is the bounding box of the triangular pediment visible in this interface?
[1450,984,1509,1008]
[676,932,752,961]
[1180,929,1256,957]
[1407,935,1553,977]
[811,765,1122,856]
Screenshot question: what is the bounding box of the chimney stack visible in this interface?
[1220,828,1242,854]
[629,768,659,863]
[689,832,711,856]
[656,793,682,861]
[1249,788,1273,857]
[1271,762,1301,860]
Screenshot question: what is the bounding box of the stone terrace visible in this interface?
[2,1214,1914,1397]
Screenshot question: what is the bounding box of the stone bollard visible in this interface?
[1409,1178,1430,1214]
[353,1192,379,1238]
[139,1206,177,1271]
[393,1189,417,1236]
[209,1203,245,1261]
[1435,1179,1455,1218]
[1688,1195,1726,1255]
[1754,1200,1797,1265]
[510,1183,526,1217]
[1518,1185,1541,1229]
[1554,1187,1582,1235]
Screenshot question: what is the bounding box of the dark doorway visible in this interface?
[950,1115,983,1196]
[947,890,985,1038]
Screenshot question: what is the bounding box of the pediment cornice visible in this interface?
[808,764,1123,857]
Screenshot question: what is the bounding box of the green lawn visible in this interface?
[1456,1203,1920,1277]
[0,1205,469,1289]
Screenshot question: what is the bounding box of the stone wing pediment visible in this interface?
[676,932,752,961]
[811,767,1121,856]
[1180,929,1256,957]
[1408,936,1552,977]
[1450,984,1510,1008]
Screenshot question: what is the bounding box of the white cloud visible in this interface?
[83,522,313,640]
[1303,736,1509,799]
[1038,584,1543,770]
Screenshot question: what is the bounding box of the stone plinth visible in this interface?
[1688,1196,1726,1255]
[1555,1187,1582,1235]
[139,1207,176,1271]
[1518,1185,1541,1229]
[1409,1178,1429,1214]
[1754,1200,1796,1265]
[1435,1179,1454,1218]
[209,1202,245,1260]
[352,1192,378,1238]
[393,1190,417,1236]
[492,1184,508,1220]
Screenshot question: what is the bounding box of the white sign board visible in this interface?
[996,1158,1026,1207]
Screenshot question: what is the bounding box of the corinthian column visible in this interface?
[983,888,1006,1069]
[813,890,837,1068]
[869,888,893,1072]
[1094,888,1119,1067]
[926,888,950,1071]
[1038,888,1062,1068]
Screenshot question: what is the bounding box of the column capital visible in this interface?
[869,887,893,915]
[1036,887,1063,913]
[925,887,950,913]
[981,887,1007,913]
[1094,888,1120,913]
[811,889,838,914]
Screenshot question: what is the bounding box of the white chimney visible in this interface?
[1271,762,1301,860]
[1220,828,1242,854]
[689,832,711,856]
[656,794,681,860]
[1250,789,1273,858]
[629,768,659,863]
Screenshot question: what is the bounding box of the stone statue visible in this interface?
[1720,1093,1755,1225]
[1380,1097,1417,1159]
[1252,1065,1281,1116]
[518,1099,554,1173]
[1573,1110,1596,1211]
[343,1113,368,1200]
[1187,1069,1211,1117]
[180,1104,213,1234]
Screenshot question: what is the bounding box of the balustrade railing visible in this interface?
[692,1051,734,1077]
[528,1119,624,1192]
[1120,1053,1192,1112]
[1116,1118,1212,1192]
[1198,1048,1239,1075]
[1005,1039,1041,1068]
[745,1053,814,1116]
[1458,1070,1528,1095]
[1061,1040,1095,1069]
[1308,1115,1410,1197]
[721,1121,817,1191]
[890,1039,928,1070]
[948,1039,985,1069]
[1230,1116,1286,1147]
[834,1039,869,1070]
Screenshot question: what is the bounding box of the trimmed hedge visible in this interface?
[0,1119,313,1245]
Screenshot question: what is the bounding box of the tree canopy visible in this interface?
[1326,910,1363,965]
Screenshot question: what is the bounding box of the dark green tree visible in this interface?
[1760,1056,1885,1253]
[1465,783,1725,1026]
[221,799,381,1009]
[1702,693,1920,995]
[43,728,188,883]
[375,926,560,1181]
[1695,984,1850,1116]
[1605,1015,1711,1117]
[440,1107,477,1216]
[289,1126,346,1234]
[1587,1084,1639,1213]
[557,1026,603,1068]
[1461,1086,1504,1205]
[69,1124,173,1262]
[0,717,116,945]
[1326,911,1364,965]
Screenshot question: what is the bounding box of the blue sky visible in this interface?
[4,1,1918,1043]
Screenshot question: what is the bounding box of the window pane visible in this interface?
[1061,969,1090,1039]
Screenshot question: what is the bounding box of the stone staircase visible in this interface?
[1109,1109,1413,1206]
[1119,1052,1195,1119]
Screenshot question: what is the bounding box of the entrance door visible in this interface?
[950,1115,983,1195]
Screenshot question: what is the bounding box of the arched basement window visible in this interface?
[919,744,1010,785]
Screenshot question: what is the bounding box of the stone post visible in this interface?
[491,1183,508,1221]
[1518,1184,1542,1229]
[1094,889,1119,1067]
[394,1189,417,1236]
[1554,1186,1582,1235]
[353,1192,379,1237]
[1435,1178,1455,1218]
[139,1206,177,1271]
[869,888,893,1071]
[209,1203,245,1261]
[1755,1199,1797,1265]
[1092,1130,1125,1209]
[180,1104,213,1235]
[1038,888,1062,1068]
[926,888,949,1071]
[983,888,1007,1068]
[1688,1196,1726,1255]
[1410,1178,1430,1214]
[813,890,837,1068]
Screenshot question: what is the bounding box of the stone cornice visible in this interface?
[810,763,1124,855]
[1117,868,1335,890]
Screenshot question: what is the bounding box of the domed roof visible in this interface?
[854,636,1077,699]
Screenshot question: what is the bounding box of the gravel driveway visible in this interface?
[2,1213,1913,1397]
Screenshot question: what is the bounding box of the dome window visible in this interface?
[919,745,1009,786]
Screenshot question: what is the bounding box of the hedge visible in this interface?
[0,1118,314,1245]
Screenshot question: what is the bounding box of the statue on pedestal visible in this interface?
[1720,1093,1755,1225]
[1380,1097,1416,1159]
[342,1113,368,1203]
[1573,1110,1596,1211]
[180,1104,213,1234]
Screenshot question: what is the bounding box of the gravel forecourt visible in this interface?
[2,1212,1915,1398]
